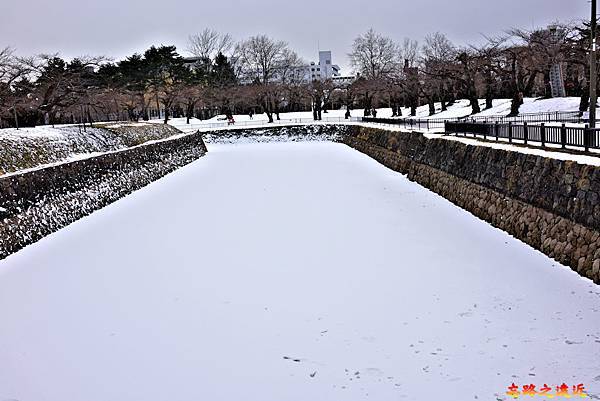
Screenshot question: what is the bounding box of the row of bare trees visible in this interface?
[347,22,591,118]
[0,22,595,128]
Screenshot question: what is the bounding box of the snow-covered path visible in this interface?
[0,142,599,401]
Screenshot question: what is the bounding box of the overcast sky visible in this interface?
[0,0,588,72]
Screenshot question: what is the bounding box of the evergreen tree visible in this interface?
[211,52,237,88]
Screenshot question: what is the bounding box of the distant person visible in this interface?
[345,109,351,119]
[372,109,378,118]
[249,110,254,120]
[226,112,235,125]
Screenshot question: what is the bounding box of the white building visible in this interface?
[224,50,352,85]
[308,51,341,81]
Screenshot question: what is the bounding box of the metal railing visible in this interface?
[445,121,600,152]
[362,117,448,130]
[457,111,584,124]
[174,116,361,131]
[362,111,585,131]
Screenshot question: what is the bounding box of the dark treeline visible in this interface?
[0,22,594,128]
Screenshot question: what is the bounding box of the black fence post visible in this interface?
[523,122,528,145]
[540,123,546,148]
[585,124,590,152]
[508,122,513,143]
[560,123,567,149]
[495,122,499,141]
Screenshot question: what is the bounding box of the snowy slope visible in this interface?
[0,142,598,401]
[0,123,181,176]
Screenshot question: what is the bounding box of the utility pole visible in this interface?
[591,0,597,128]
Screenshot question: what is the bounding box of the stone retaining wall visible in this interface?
[0,132,207,259]
[344,126,600,284]
[202,124,352,144]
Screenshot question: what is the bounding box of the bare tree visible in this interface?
[349,28,399,80]
[400,38,419,68]
[421,32,457,115]
[0,48,38,128]
[487,34,541,116]
[304,79,334,120]
[236,35,295,122]
[509,24,571,99]
[454,48,481,114]
[178,85,203,124]
[563,23,592,113]
[187,29,233,61]
[471,39,504,110]
[383,38,420,117]
[349,29,400,116]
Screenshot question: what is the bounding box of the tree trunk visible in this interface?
[509,92,523,117]
[485,95,493,110]
[484,73,494,109]
[543,70,552,99]
[469,97,481,115]
[155,94,161,121]
[363,92,372,117]
[86,106,93,125]
[164,107,169,124]
[580,92,590,116]
[428,99,435,116]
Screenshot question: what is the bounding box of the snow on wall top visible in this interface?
[0,123,182,176]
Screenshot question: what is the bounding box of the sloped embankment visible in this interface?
[0,123,181,176]
[0,131,207,259]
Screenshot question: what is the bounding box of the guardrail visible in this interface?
[445,121,600,152]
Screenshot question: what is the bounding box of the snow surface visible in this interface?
[164,98,590,131]
[0,142,599,401]
[435,134,600,166]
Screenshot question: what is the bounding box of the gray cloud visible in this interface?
[0,0,588,72]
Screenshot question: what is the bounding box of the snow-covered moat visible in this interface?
[0,141,599,400]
